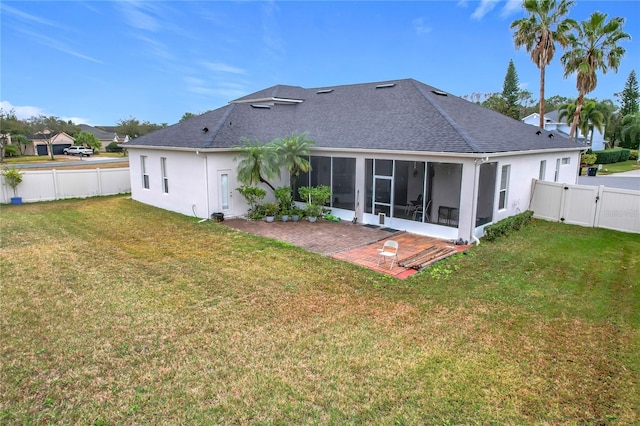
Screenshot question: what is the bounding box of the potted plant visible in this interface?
[290,206,302,222]
[280,208,291,222]
[305,203,323,223]
[262,201,280,223]
[2,167,23,205]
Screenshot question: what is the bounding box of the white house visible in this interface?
[124,79,583,243]
[522,110,606,151]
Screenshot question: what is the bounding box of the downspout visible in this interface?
[196,150,210,220]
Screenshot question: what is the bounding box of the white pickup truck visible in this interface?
[64,146,94,156]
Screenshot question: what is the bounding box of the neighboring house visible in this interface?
[78,124,126,151]
[124,78,583,243]
[26,132,75,156]
[522,111,606,151]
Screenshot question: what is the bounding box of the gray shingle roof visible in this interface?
[79,124,117,141]
[125,78,584,154]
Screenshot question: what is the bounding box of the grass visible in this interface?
[1,196,638,424]
[597,160,640,175]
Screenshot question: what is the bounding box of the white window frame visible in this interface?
[561,157,570,165]
[141,155,149,189]
[498,165,510,210]
[161,157,169,194]
[554,158,560,182]
[539,160,546,180]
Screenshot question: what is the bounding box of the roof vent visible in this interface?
[250,104,270,109]
[536,130,542,135]
[431,90,448,96]
[202,127,208,133]
[548,133,554,138]
[317,89,333,94]
[376,83,396,89]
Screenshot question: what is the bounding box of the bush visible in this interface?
[106,142,124,153]
[3,144,20,158]
[593,148,631,164]
[580,153,597,166]
[483,210,534,241]
[629,150,638,161]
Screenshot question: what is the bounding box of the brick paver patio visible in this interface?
[222,218,469,278]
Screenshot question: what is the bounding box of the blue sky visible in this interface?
[1,1,638,126]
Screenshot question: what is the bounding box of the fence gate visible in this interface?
[530,179,639,234]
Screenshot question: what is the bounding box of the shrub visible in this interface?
[593,148,631,164]
[580,153,597,166]
[629,150,638,161]
[106,142,124,153]
[483,210,534,241]
[3,144,20,157]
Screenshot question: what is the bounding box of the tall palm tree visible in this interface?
[558,99,605,146]
[273,132,315,189]
[561,12,630,140]
[234,137,280,191]
[511,0,576,128]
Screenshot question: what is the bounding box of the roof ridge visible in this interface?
[410,79,485,153]
[204,104,236,148]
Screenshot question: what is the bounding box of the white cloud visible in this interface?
[501,0,523,18]
[412,17,432,36]
[0,101,45,120]
[117,0,161,32]
[201,62,247,75]
[0,3,65,29]
[0,101,90,124]
[471,0,500,20]
[16,28,103,64]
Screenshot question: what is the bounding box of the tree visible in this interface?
[518,89,535,118]
[0,109,20,162]
[561,12,630,140]
[620,112,640,150]
[12,134,30,156]
[117,117,166,139]
[234,138,280,191]
[273,132,315,189]
[481,93,509,115]
[511,0,576,128]
[502,59,521,119]
[28,115,67,160]
[74,131,102,152]
[180,112,198,122]
[543,95,572,113]
[616,70,639,117]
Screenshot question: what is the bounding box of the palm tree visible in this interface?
[559,100,606,146]
[273,132,315,189]
[620,112,640,151]
[234,137,280,191]
[511,0,576,129]
[561,12,630,140]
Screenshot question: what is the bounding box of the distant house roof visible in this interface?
[79,124,117,141]
[125,79,584,154]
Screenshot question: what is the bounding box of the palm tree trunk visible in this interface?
[538,66,546,129]
[569,92,585,140]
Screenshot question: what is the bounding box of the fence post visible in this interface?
[593,185,605,228]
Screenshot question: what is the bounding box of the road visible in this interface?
[577,169,640,191]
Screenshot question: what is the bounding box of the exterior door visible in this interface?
[373,176,392,217]
[217,170,233,213]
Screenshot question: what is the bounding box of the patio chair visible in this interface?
[377,240,399,269]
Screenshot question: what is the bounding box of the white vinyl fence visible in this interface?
[1,168,130,204]
[530,179,640,234]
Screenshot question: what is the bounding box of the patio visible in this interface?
[222,218,471,278]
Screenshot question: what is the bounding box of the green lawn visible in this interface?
[1,196,638,425]
[597,160,640,175]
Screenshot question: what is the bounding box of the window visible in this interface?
[554,158,560,182]
[539,160,546,180]
[161,157,169,193]
[141,155,149,189]
[498,165,510,210]
[561,157,570,165]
